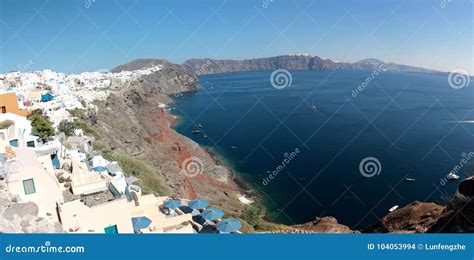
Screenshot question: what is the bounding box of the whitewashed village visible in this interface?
[0,67,242,234]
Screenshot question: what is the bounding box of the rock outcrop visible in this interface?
[292,217,357,233]
[428,176,474,233]
[0,183,62,233]
[292,176,474,234]
[364,202,445,233]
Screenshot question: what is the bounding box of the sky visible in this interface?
[0,0,473,74]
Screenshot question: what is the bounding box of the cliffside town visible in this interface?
[0,62,251,234]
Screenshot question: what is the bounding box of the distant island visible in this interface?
[111,54,440,76]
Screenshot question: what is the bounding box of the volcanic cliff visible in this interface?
[87,60,246,217]
[99,56,468,233]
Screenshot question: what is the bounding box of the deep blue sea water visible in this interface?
[172,70,474,228]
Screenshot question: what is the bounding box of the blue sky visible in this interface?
[0,0,472,73]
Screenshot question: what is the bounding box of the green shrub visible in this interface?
[58,120,78,137]
[109,152,170,196]
[240,205,263,227]
[69,108,86,119]
[27,110,54,140]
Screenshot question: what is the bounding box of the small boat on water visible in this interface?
[389,205,399,212]
[311,99,317,112]
[405,178,416,182]
[203,135,207,139]
[198,123,203,128]
[231,146,237,149]
[192,130,201,134]
[446,172,460,180]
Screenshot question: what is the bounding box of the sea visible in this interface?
[172,70,474,229]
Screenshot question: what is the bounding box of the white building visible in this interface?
[4,147,64,220]
[0,113,37,151]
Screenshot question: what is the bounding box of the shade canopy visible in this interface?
[201,208,224,221]
[41,92,55,102]
[164,199,182,209]
[92,166,107,172]
[131,216,152,230]
[188,199,209,209]
[216,218,242,233]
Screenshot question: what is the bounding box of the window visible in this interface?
[1,106,6,113]
[23,179,36,195]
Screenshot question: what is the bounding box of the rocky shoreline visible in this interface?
[104,58,473,233]
[166,87,474,234]
[168,106,262,207]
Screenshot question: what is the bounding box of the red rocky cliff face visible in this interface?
[94,65,246,215]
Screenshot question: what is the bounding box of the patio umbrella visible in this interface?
[92,166,107,172]
[216,218,242,233]
[164,199,182,209]
[201,208,224,221]
[131,216,152,230]
[188,199,209,209]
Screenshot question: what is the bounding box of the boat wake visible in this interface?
[446,120,474,124]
